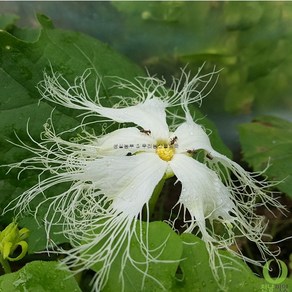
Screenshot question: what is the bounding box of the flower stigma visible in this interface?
[155,136,176,162]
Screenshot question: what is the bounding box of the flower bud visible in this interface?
[0,222,29,262]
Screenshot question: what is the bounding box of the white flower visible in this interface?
[5,67,285,291]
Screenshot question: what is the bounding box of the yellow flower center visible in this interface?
[156,144,175,161]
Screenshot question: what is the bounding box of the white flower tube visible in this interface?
[4,66,285,291]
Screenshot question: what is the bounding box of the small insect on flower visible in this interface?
[206,152,213,160]
[170,136,178,145]
[186,149,196,155]
[3,65,286,291]
[140,129,152,135]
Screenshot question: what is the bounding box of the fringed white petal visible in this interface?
[92,98,169,140]
[173,120,284,212]
[39,71,169,140]
[168,154,245,287]
[173,121,212,154]
[82,153,168,216]
[55,152,169,291]
[5,127,169,291]
[59,196,168,292]
[169,153,284,287]
[169,154,235,229]
[95,127,156,156]
[112,65,219,110]
[5,121,166,219]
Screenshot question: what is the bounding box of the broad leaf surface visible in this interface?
[0,261,81,292]
[0,14,143,251]
[0,13,18,30]
[239,116,292,197]
[90,221,183,292]
[113,2,292,115]
[173,233,292,291]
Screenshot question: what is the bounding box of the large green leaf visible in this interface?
[0,13,143,250]
[90,221,183,291]
[112,2,292,115]
[0,261,81,292]
[238,116,292,197]
[0,13,19,31]
[173,233,292,291]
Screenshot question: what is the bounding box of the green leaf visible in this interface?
[0,14,143,250]
[18,211,66,254]
[0,261,81,292]
[0,14,19,31]
[112,2,222,61]
[223,2,263,31]
[174,233,292,291]
[112,2,292,115]
[91,221,183,291]
[238,116,292,197]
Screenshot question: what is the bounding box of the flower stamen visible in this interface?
[156,144,175,161]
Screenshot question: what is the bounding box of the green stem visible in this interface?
[147,178,166,218]
[0,255,12,274]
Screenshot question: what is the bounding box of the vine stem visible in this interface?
[147,178,166,218]
[0,255,11,274]
[143,171,174,220]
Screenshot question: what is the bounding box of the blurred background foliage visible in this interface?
[1,1,292,150]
